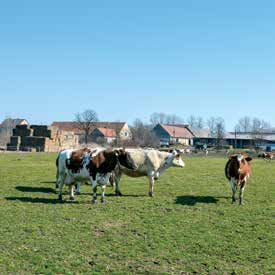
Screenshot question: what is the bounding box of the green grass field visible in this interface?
[0,153,274,274]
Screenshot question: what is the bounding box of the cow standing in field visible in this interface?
[258,152,273,162]
[225,154,252,205]
[56,148,94,189]
[56,148,135,203]
[113,149,185,197]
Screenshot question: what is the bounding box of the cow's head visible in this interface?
[230,154,252,170]
[171,149,185,167]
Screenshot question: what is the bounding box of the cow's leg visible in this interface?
[75,182,81,195]
[91,180,97,204]
[239,183,246,205]
[55,169,59,189]
[230,178,237,204]
[100,184,106,203]
[58,174,65,201]
[69,184,75,201]
[113,167,123,196]
[148,174,155,197]
[115,174,122,196]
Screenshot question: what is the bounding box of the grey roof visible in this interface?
[225,132,275,141]
[189,127,212,138]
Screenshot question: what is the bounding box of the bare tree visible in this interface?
[207,117,216,136]
[187,115,197,127]
[131,119,159,147]
[251,117,271,147]
[187,115,204,129]
[206,116,226,148]
[75,109,99,144]
[150,112,184,126]
[215,117,226,149]
[150,113,166,126]
[235,116,252,132]
[197,117,205,129]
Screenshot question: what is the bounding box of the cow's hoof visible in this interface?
[149,192,154,197]
[58,195,62,201]
[100,198,104,203]
[115,191,123,196]
[92,199,97,204]
[239,201,245,205]
[69,196,75,201]
[75,191,81,195]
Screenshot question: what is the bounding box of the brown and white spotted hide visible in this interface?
[225,154,252,205]
[91,152,105,168]
[66,148,92,173]
[259,152,273,162]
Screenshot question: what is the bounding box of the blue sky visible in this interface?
[0,0,274,130]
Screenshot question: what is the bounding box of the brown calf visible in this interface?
[225,154,252,205]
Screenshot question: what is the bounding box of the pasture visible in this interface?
[0,153,273,274]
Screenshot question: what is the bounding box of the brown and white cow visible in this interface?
[56,148,135,203]
[258,152,273,162]
[225,154,252,205]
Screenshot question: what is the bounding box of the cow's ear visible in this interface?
[245,156,252,162]
[114,150,119,156]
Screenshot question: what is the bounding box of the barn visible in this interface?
[152,124,194,146]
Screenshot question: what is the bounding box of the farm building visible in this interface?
[188,127,216,149]
[0,118,29,147]
[152,124,194,146]
[225,130,275,151]
[51,121,132,144]
[91,127,117,144]
[7,124,79,152]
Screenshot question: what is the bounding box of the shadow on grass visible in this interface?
[105,193,147,198]
[175,195,219,206]
[5,196,79,204]
[16,186,57,194]
[40,181,57,184]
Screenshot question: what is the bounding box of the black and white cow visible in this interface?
[56,148,135,203]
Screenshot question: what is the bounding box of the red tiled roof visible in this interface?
[96,128,116,137]
[160,124,194,138]
[51,121,126,134]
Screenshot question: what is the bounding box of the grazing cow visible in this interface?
[56,148,135,203]
[225,154,252,205]
[113,149,185,197]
